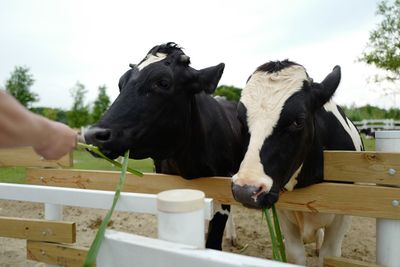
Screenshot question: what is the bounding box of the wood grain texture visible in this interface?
[26,169,400,218]
[0,147,72,168]
[324,151,400,186]
[324,256,382,267]
[26,168,234,204]
[277,183,400,219]
[0,216,75,243]
[27,241,89,267]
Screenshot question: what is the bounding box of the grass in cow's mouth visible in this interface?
[263,205,287,262]
[78,144,142,266]
[77,143,143,177]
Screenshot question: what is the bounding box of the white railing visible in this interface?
[0,184,296,267]
[353,119,400,131]
[97,230,294,267]
[0,184,213,221]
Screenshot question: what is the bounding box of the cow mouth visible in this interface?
[84,145,124,160]
[231,183,279,209]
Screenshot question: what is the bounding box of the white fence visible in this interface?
[354,119,400,132]
[0,183,295,267]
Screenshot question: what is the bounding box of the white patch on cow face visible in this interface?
[233,65,308,196]
[137,52,167,71]
[284,163,303,191]
[323,100,363,151]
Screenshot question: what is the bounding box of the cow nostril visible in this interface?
[95,129,111,141]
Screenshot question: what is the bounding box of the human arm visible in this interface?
[0,90,77,159]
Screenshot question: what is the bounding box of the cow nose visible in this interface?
[231,173,278,209]
[95,128,111,141]
[84,127,112,144]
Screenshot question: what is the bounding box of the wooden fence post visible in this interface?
[375,131,400,267]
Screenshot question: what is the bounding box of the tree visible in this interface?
[5,66,39,108]
[31,107,68,124]
[67,82,90,128]
[91,85,110,123]
[359,0,400,101]
[213,85,242,102]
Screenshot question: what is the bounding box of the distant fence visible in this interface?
[354,119,400,133]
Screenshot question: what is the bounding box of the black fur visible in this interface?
[256,59,301,73]
[85,43,243,250]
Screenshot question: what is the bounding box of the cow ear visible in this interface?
[118,69,132,92]
[198,63,225,94]
[310,65,341,110]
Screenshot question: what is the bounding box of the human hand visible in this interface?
[33,119,77,160]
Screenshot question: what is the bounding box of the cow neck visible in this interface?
[294,121,324,188]
[167,94,234,179]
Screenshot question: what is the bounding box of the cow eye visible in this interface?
[289,117,305,130]
[157,79,170,90]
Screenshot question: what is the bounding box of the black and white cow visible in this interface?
[84,42,244,250]
[231,60,363,266]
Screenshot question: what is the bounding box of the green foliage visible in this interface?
[342,104,400,121]
[31,107,68,124]
[214,85,242,102]
[359,0,400,81]
[5,66,39,108]
[73,150,154,173]
[91,85,110,123]
[361,134,376,151]
[67,81,91,128]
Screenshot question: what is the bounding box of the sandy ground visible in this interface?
[0,200,376,267]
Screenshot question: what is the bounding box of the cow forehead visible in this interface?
[236,65,307,183]
[241,65,308,134]
[138,52,167,71]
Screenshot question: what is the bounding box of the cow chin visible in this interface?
[231,183,279,209]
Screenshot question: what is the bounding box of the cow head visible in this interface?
[84,42,224,159]
[232,60,341,209]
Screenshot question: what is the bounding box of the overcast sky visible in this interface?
[1,0,394,109]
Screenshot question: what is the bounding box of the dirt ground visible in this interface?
[0,200,376,267]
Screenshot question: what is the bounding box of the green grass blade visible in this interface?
[263,208,281,261]
[271,204,287,262]
[77,143,143,177]
[83,150,130,267]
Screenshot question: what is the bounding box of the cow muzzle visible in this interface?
[84,126,124,159]
[231,174,279,209]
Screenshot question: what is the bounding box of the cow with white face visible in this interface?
[232,60,363,266]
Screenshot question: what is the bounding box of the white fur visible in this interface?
[213,203,237,245]
[284,164,302,191]
[225,212,237,245]
[323,100,363,151]
[138,52,167,71]
[213,202,230,216]
[234,65,308,198]
[277,210,351,266]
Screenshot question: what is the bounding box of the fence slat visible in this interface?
[0,183,214,220]
[277,183,400,219]
[324,151,400,186]
[324,256,383,267]
[26,168,234,204]
[97,230,285,267]
[27,241,89,267]
[0,216,75,243]
[0,147,72,168]
[26,169,400,219]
